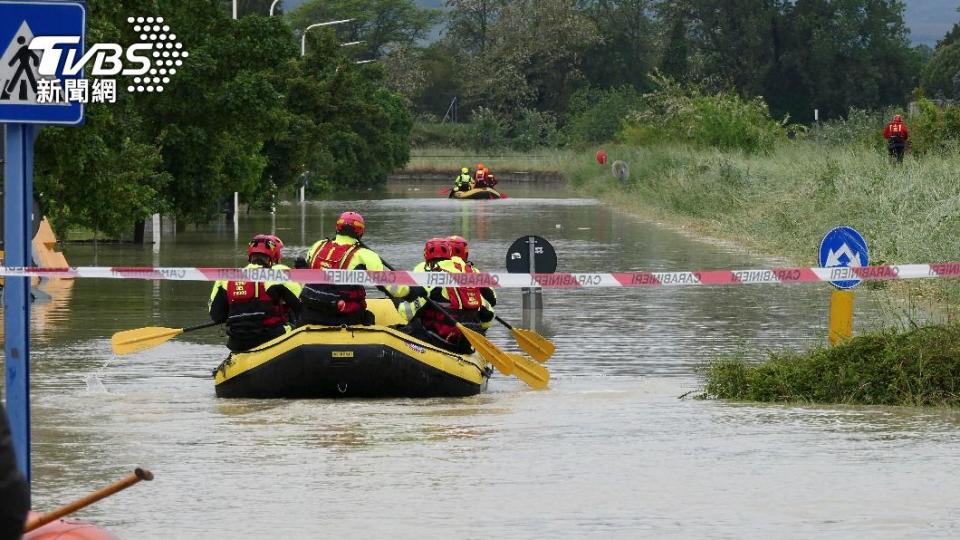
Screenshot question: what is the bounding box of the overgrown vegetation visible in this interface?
[699,324,960,407]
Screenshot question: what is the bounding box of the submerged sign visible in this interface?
[0,0,86,124]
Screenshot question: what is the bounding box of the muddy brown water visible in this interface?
[4,181,959,538]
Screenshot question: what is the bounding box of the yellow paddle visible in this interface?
[494,315,555,363]
[111,321,221,355]
[371,252,525,383]
[505,352,550,390]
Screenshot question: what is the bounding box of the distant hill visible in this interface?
[283,0,960,47]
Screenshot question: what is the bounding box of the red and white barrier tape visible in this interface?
[1,263,959,288]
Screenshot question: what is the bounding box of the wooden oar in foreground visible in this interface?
[24,468,154,533]
[111,321,220,355]
[494,315,555,363]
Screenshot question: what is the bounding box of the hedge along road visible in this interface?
[13,180,960,538]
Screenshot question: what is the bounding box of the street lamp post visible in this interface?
[232,0,237,19]
[301,19,353,56]
[269,0,282,16]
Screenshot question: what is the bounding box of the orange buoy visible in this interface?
[23,513,118,540]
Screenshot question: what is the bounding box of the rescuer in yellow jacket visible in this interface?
[398,238,493,353]
[209,234,302,352]
[299,211,408,326]
[448,235,496,330]
[452,167,473,195]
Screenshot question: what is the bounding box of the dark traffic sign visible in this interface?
[506,235,557,274]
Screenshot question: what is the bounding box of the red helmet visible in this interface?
[336,211,365,238]
[248,234,283,264]
[424,237,452,261]
[893,114,903,123]
[448,235,468,260]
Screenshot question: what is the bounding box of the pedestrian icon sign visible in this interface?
[819,226,869,289]
[1,22,44,103]
[0,0,85,124]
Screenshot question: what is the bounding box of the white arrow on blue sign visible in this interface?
[819,226,869,289]
[0,0,86,125]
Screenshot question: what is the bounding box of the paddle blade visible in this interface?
[511,327,555,363]
[459,324,514,375]
[111,326,185,355]
[438,187,452,196]
[507,353,550,390]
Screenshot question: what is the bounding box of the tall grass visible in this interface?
[700,324,960,407]
[565,143,960,301]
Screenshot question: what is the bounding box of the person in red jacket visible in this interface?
[883,114,909,163]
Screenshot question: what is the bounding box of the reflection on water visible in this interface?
[4,181,959,538]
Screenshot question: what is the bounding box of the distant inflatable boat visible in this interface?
[449,187,502,200]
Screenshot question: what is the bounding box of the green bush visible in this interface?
[910,97,960,155]
[510,109,559,151]
[809,107,892,148]
[619,78,787,153]
[699,324,960,407]
[470,107,508,151]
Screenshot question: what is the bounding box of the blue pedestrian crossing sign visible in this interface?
[0,0,85,124]
[819,226,869,289]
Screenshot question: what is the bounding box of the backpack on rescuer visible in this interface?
[304,239,366,314]
[225,278,286,337]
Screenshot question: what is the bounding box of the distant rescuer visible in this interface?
[0,402,29,538]
[883,114,909,163]
[451,167,473,196]
[299,211,408,326]
[209,234,302,352]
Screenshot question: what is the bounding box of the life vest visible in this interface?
[307,239,366,314]
[418,259,483,343]
[454,174,472,191]
[225,278,286,333]
[889,123,904,136]
[474,169,487,187]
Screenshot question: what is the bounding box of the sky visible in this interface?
[283,1,960,47]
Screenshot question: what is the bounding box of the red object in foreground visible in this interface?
[23,512,118,540]
[595,150,607,165]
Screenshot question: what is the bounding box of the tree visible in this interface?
[775,0,916,121]
[659,4,690,82]
[444,0,504,55]
[34,0,169,238]
[922,43,960,100]
[287,0,438,59]
[283,30,411,192]
[460,0,600,115]
[579,0,658,92]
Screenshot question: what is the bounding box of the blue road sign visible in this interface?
[819,226,869,289]
[0,0,86,124]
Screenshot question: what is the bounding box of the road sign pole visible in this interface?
[828,289,854,346]
[4,122,33,490]
[522,236,543,331]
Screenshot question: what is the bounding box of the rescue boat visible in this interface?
[213,299,490,398]
[23,512,118,540]
[451,187,502,200]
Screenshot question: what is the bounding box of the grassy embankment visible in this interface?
[409,143,960,406]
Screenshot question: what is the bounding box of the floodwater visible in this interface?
[6,181,960,538]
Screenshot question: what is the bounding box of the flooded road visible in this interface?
[8,181,960,538]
